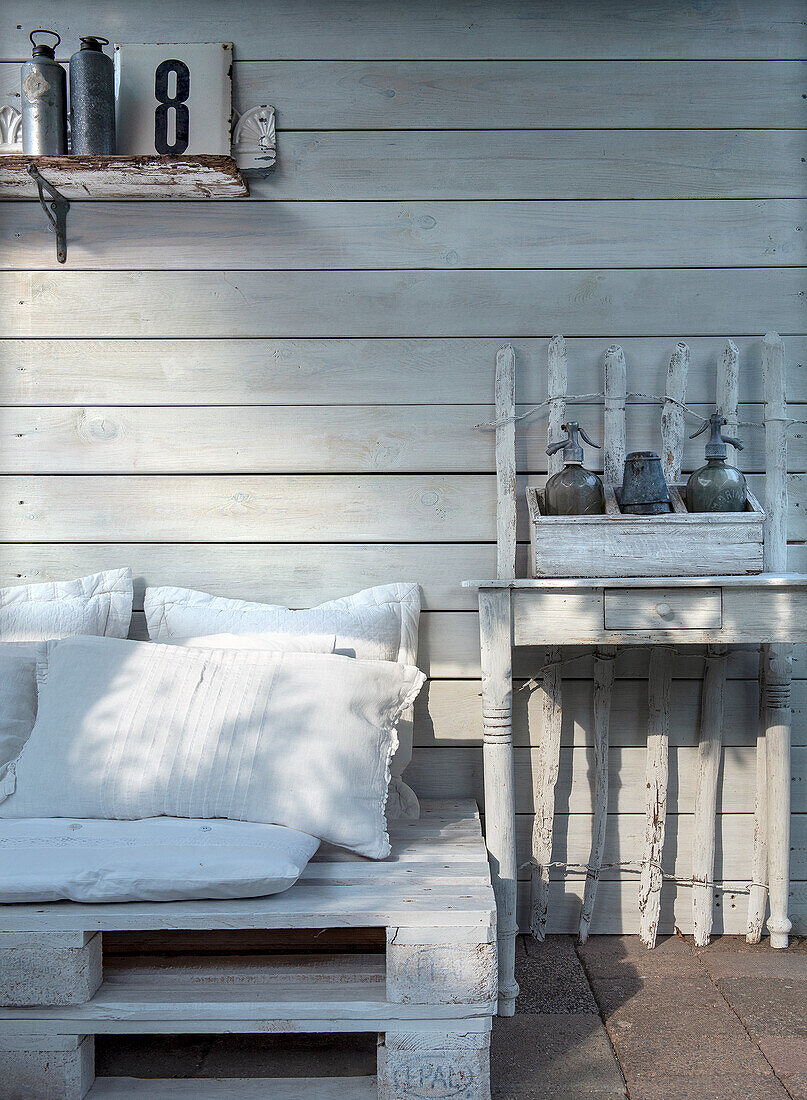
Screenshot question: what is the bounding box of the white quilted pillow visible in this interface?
[0,569,134,773]
[0,636,425,859]
[144,582,422,818]
[0,568,133,643]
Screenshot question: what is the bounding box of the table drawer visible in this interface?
[604,588,722,631]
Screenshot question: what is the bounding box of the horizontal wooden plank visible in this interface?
[2,473,802,541]
[5,130,802,202]
[0,544,495,612]
[231,61,806,129]
[3,200,804,270]
[4,270,805,337]
[4,546,806,676]
[252,130,807,200]
[417,677,807,748]
[505,812,807,882]
[406,745,807,813]
[5,338,806,405]
[6,1,805,60]
[0,475,498,542]
[125,609,807,681]
[3,403,802,473]
[525,878,807,936]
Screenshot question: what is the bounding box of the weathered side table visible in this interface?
[466,574,807,1016]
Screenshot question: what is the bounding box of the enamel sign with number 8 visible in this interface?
[114,43,232,156]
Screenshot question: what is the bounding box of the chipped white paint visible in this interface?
[378,1028,491,1100]
[578,645,616,944]
[495,345,517,580]
[660,341,690,483]
[386,935,496,1006]
[638,646,675,947]
[479,589,518,1015]
[762,333,793,949]
[603,344,627,487]
[529,336,567,942]
[0,155,248,199]
[692,644,728,946]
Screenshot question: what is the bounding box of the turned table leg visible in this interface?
[479,588,518,1016]
[765,642,793,949]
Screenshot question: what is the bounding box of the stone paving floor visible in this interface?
[98,934,807,1098]
[491,933,807,1099]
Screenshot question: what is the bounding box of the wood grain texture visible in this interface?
[7,270,803,338]
[245,130,807,200]
[5,338,805,405]
[5,1,805,59]
[3,403,803,474]
[240,61,807,129]
[692,645,728,946]
[3,200,803,269]
[494,346,517,579]
[638,648,675,947]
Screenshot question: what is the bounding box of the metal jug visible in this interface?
[619,451,672,515]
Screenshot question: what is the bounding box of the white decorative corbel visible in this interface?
[0,105,23,153]
[232,104,276,175]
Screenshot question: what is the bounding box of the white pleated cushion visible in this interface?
[0,636,425,858]
[0,817,319,903]
[144,582,422,818]
[0,569,134,774]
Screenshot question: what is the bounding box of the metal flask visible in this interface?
[21,29,67,154]
[69,36,115,154]
[619,451,673,515]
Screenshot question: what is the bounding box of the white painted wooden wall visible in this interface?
[0,0,804,934]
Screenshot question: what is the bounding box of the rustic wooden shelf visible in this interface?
[0,154,249,199]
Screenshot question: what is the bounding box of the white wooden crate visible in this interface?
[527,482,765,578]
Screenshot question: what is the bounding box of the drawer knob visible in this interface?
[655,602,673,619]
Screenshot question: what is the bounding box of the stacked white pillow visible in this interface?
[145,582,422,818]
[0,636,425,859]
[0,569,133,775]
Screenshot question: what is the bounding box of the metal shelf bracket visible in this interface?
[28,163,70,263]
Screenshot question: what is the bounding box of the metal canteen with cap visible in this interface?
[21,29,67,154]
[69,36,115,154]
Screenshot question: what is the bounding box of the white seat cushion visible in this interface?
[0,817,319,903]
[144,582,421,818]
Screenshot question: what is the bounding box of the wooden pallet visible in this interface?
[0,800,496,1099]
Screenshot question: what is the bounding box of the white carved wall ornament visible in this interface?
[0,105,23,152]
[233,104,277,175]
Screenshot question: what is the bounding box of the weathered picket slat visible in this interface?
[530,336,567,940]
[5,338,806,406]
[691,340,740,947]
[3,270,805,338]
[3,200,803,270]
[6,0,804,60]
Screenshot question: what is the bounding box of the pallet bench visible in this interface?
[0,799,497,1099]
